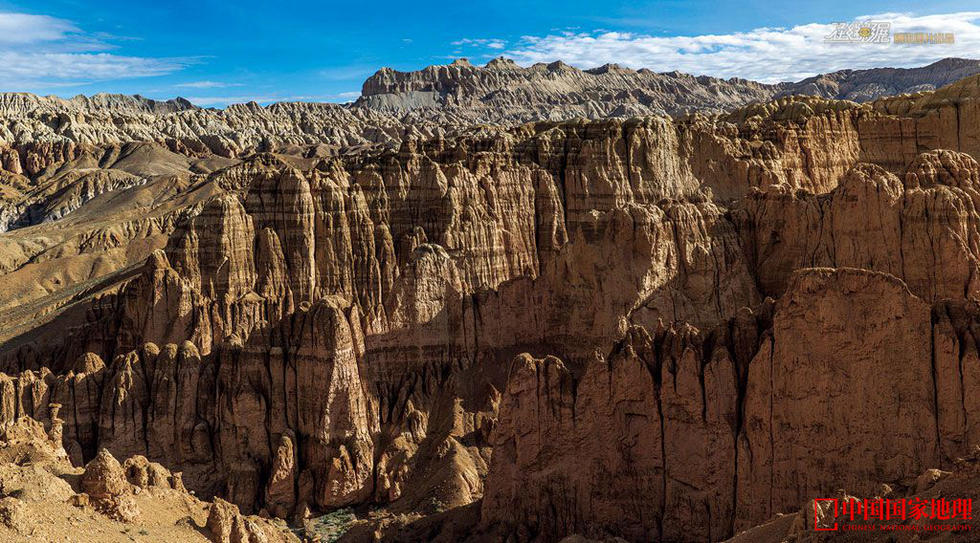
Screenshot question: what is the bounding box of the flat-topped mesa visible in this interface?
[358,56,980,120]
[357,56,778,118]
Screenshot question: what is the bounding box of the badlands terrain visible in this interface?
[1,57,980,541]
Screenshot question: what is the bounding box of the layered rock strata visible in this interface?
[1,70,980,542]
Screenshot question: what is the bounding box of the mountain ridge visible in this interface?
[3,57,978,115]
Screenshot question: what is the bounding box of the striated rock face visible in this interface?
[360,57,980,121]
[783,57,980,102]
[734,270,939,525]
[2,62,980,542]
[483,268,980,540]
[215,298,377,512]
[480,310,760,542]
[736,152,980,302]
[359,58,776,121]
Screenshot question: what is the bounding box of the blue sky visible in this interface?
[1,0,979,106]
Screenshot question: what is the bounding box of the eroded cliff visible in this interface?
[1,68,980,542]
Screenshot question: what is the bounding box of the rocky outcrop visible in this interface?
[728,452,980,542]
[0,415,297,542]
[3,63,980,543]
[207,497,292,543]
[361,57,980,121]
[737,152,980,301]
[483,268,980,541]
[81,449,140,522]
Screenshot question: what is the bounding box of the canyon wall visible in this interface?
[0,72,979,541]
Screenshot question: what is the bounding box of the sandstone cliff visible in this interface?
[481,267,980,541]
[1,65,980,542]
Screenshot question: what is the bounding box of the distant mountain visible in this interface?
[1,58,978,154]
[358,56,980,120]
[779,57,980,102]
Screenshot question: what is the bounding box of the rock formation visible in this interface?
[360,56,980,121]
[0,415,297,542]
[1,60,980,542]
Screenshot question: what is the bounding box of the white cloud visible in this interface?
[0,13,78,45]
[0,51,185,80]
[174,80,241,88]
[0,12,188,88]
[490,11,980,82]
[453,38,507,50]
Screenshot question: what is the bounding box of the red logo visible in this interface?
[814,498,838,531]
[813,497,972,532]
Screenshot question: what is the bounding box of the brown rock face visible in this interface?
[81,449,130,500]
[483,268,980,540]
[736,156,980,302]
[207,498,290,543]
[0,412,296,542]
[215,298,376,512]
[735,269,939,524]
[81,449,140,522]
[264,433,297,518]
[360,57,980,121]
[482,320,754,542]
[2,65,980,542]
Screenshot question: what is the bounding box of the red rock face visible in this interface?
[482,268,980,541]
[2,74,980,542]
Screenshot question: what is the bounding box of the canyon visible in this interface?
[0,58,979,541]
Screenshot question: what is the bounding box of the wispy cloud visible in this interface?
[1,51,187,81]
[453,38,507,50]
[0,13,79,45]
[465,11,980,82]
[0,11,190,89]
[174,80,241,88]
